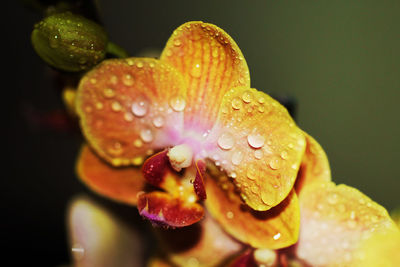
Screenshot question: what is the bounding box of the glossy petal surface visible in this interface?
[138,191,204,228]
[295,132,331,194]
[206,87,305,211]
[76,58,186,166]
[295,180,400,266]
[205,174,300,249]
[76,145,145,205]
[161,21,250,131]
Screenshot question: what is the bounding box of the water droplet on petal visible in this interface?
[258,96,265,104]
[173,39,182,46]
[231,150,243,165]
[242,90,253,103]
[133,139,143,148]
[107,141,123,156]
[170,96,186,111]
[140,128,153,143]
[152,116,164,128]
[231,97,242,110]
[269,156,280,170]
[247,133,265,148]
[190,62,202,78]
[109,75,118,85]
[254,149,263,159]
[217,133,234,150]
[226,211,234,219]
[111,101,122,112]
[273,232,281,240]
[247,167,257,180]
[124,112,134,122]
[280,150,288,160]
[122,74,134,86]
[131,100,148,117]
[103,88,115,98]
[136,61,144,68]
[95,102,103,110]
[132,156,144,166]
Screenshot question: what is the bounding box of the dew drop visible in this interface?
[190,62,202,78]
[131,100,148,117]
[152,116,164,128]
[89,78,97,84]
[269,157,280,170]
[107,141,123,156]
[132,156,144,166]
[242,90,253,103]
[280,150,288,160]
[103,88,115,98]
[140,128,153,143]
[217,133,235,150]
[254,149,263,159]
[258,96,266,104]
[173,39,182,46]
[95,102,103,110]
[170,96,186,111]
[124,112,134,122]
[111,101,122,112]
[231,97,242,110]
[136,61,144,68]
[122,74,134,86]
[258,106,265,113]
[231,150,243,165]
[226,211,234,219]
[212,48,219,58]
[247,167,257,180]
[133,139,143,148]
[71,243,85,261]
[327,193,338,205]
[273,233,281,240]
[247,133,265,148]
[109,75,118,85]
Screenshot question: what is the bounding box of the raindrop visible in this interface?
[273,233,281,240]
[103,88,115,98]
[190,62,202,78]
[124,112,134,122]
[254,149,263,159]
[247,167,257,180]
[140,128,153,143]
[136,61,144,68]
[280,150,288,160]
[111,101,122,112]
[110,75,118,85]
[170,96,186,111]
[95,102,103,110]
[269,157,280,170]
[231,150,243,165]
[122,74,134,86]
[133,139,143,148]
[131,100,148,117]
[217,133,234,150]
[231,97,242,110]
[258,96,266,104]
[242,90,252,103]
[173,39,182,46]
[152,116,164,128]
[247,133,265,148]
[226,211,234,219]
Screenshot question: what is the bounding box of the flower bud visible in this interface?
[31,12,108,72]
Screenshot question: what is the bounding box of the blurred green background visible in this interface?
[99,0,399,210]
[7,0,399,265]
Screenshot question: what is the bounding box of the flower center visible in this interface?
[167,144,194,172]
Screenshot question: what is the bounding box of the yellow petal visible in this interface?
[205,173,300,249]
[295,132,331,194]
[295,180,400,266]
[76,145,145,205]
[76,58,186,166]
[160,21,250,131]
[205,87,305,211]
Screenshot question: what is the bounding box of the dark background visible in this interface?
[5,1,400,265]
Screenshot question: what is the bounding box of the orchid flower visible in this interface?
[73,21,400,266]
[76,21,305,247]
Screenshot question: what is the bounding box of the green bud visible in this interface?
[31,12,108,72]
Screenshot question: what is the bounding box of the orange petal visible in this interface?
[76,58,186,167]
[205,174,300,249]
[295,132,331,194]
[76,145,145,205]
[205,87,306,211]
[295,180,400,266]
[68,195,145,267]
[155,212,243,267]
[193,160,207,200]
[160,21,250,130]
[138,191,204,228]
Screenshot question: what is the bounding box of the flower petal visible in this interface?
[205,174,300,249]
[137,191,204,228]
[76,58,186,167]
[155,213,243,267]
[295,180,400,266]
[193,160,207,200]
[68,195,144,267]
[76,145,145,205]
[295,132,331,193]
[160,21,250,131]
[206,87,305,211]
